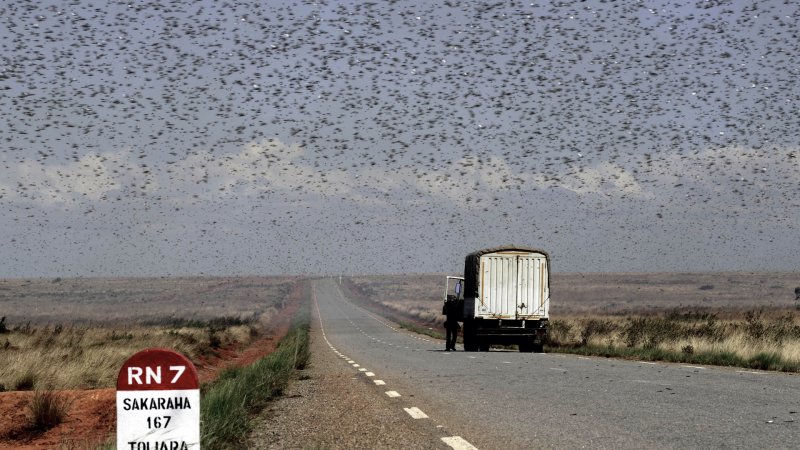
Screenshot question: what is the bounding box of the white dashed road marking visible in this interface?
[441,436,479,450]
[404,407,429,419]
[315,283,479,449]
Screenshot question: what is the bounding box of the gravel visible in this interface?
[247,325,452,450]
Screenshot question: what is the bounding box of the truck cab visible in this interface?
[443,276,465,307]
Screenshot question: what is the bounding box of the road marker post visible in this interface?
[117,348,200,450]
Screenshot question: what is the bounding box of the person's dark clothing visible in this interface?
[443,299,460,351]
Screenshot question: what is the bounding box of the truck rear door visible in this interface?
[480,252,548,319]
[516,255,547,318]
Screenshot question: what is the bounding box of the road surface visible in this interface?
[258,278,800,449]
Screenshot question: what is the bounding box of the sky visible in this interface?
[1,0,799,277]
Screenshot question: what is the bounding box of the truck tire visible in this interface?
[519,340,534,353]
[463,322,479,352]
[478,341,490,352]
[533,342,545,353]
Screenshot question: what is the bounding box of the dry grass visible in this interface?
[0,322,256,391]
[28,390,72,431]
[549,310,800,370]
[0,276,300,390]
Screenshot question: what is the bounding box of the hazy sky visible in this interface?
[1,0,798,277]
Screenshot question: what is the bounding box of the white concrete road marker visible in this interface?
[116,348,200,450]
[385,390,401,398]
[365,372,375,377]
[374,380,386,385]
[441,436,479,450]
[403,407,429,419]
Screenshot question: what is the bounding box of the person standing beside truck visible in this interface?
[443,281,462,351]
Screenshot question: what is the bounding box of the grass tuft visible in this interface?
[28,390,71,431]
[748,352,778,370]
[14,371,37,391]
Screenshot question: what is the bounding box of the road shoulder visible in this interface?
[247,324,451,449]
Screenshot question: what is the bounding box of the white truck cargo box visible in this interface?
[478,250,549,319]
[452,246,551,352]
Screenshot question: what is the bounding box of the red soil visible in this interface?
[0,281,304,450]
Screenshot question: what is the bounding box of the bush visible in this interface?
[15,372,37,391]
[622,317,675,348]
[693,315,724,341]
[208,329,222,349]
[748,352,782,371]
[580,319,615,346]
[548,320,573,346]
[744,310,765,341]
[28,390,71,431]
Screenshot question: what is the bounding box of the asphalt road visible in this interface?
[313,278,799,449]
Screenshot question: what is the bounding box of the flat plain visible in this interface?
[345,271,800,318]
[0,275,298,325]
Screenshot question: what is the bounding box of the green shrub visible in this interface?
[748,352,782,371]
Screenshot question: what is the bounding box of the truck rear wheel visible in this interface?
[463,322,479,352]
[478,341,490,352]
[519,340,534,353]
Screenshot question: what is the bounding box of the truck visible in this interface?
[444,246,551,352]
